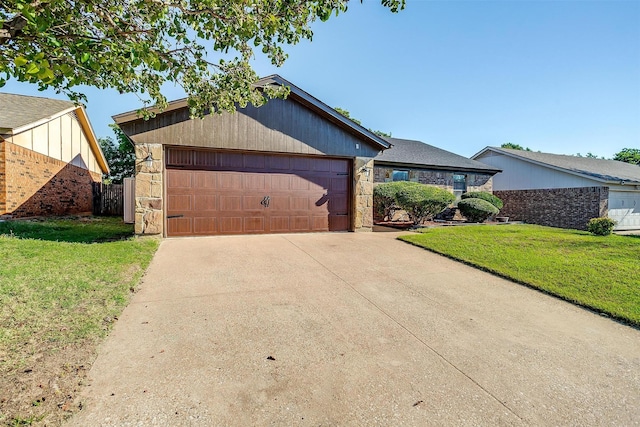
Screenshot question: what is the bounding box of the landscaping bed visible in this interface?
[400,224,640,327]
[0,217,159,426]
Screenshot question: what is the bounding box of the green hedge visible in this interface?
[587,217,616,236]
[461,191,503,210]
[457,198,499,223]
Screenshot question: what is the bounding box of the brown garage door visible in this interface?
[165,148,351,236]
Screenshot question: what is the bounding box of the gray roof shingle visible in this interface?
[376,137,501,173]
[0,93,75,131]
[486,147,640,184]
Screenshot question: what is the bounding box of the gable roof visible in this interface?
[375,137,501,174]
[0,93,76,131]
[112,74,391,151]
[0,92,109,173]
[473,147,640,185]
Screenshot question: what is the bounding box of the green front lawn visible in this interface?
[400,224,640,326]
[0,216,159,425]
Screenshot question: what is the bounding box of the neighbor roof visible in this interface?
[0,93,76,131]
[375,138,502,174]
[113,74,392,151]
[473,147,640,185]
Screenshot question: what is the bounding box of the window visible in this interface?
[453,174,466,197]
[392,170,409,181]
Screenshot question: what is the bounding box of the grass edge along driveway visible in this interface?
[0,217,159,426]
[400,224,640,327]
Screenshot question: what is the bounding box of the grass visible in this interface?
[0,216,159,425]
[400,224,640,327]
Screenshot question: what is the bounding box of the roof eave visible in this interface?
[374,159,501,174]
[74,106,110,174]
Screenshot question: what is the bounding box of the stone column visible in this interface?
[134,143,163,235]
[354,157,374,231]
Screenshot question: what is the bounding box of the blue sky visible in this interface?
[3,0,639,158]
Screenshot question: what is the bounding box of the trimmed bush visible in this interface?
[373,181,407,221]
[587,217,616,236]
[394,182,455,226]
[461,191,504,210]
[458,198,499,223]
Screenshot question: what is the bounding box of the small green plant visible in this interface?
[458,198,499,223]
[587,217,616,236]
[461,191,503,210]
[394,182,455,226]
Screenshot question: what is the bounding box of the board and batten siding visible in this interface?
[119,98,381,159]
[476,151,599,191]
[5,112,102,175]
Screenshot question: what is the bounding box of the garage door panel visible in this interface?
[609,191,640,229]
[219,217,243,233]
[193,217,217,234]
[166,150,351,236]
[168,194,192,211]
[244,217,265,232]
[167,217,192,235]
[193,195,217,211]
[219,195,242,211]
[167,170,192,188]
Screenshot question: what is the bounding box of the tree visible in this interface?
[98,125,135,184]
[613,148,640,166]
[334,106,392,138]
[501,142,531,151]
[1,1,404,117]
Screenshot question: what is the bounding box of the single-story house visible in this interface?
[0,93,109,218]
[472,147,640,230]
[113,75,391,237]
[374,137,501,197]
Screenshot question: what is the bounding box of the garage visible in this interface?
[609,191,640,230]
[165,148,351,236]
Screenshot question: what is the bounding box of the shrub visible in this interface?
[458,198,499,223]
[394,182,455,226]
[587,217,617,236]
[373,181,407,221]
[461,191,504,210]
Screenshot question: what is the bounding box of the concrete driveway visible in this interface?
[68,232,640,426]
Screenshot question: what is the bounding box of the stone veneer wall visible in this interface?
[373,166,493,193]
[134,143,163,235]
[494,186,609,230]
[0,141,101,217]
[354,157,374,231]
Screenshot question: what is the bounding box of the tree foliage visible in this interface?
[98,125,135,184]
[334,106,392,138]
[457,198,499,223]
[501,142,531,151]
[613,148,640,166]
[0,1,404,117]
[393,182,455,226]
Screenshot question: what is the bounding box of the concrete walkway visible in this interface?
[68,232,640,426]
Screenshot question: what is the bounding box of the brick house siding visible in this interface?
[494,186,609,230]
[373,166,493,193]
[0,141,102,218]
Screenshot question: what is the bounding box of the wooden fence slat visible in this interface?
[92,183,125,216]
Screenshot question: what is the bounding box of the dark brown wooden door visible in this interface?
[165,149,351,236]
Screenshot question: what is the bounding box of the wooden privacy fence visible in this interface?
[93,182,124,216]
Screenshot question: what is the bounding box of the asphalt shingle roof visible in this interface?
[487,147,640,184]
[0,93,75,131]
[376,137,501,173]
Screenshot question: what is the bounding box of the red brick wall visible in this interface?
[494,186,609,230]
[0,141,6,214]
[1,141,102,218]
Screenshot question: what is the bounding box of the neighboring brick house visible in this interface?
[0,93,109,218]
[472,147,640,231]
[374,137,501,198]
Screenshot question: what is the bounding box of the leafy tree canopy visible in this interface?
[501,142,531,151]
[99,125,135,184]
[1,0,404,117]
[613,148,640,166]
